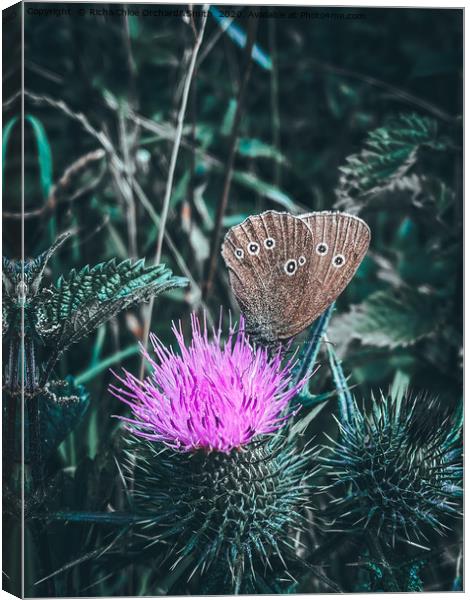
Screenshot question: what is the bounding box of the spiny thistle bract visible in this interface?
[321,391,462,548]
[110,313,317,593]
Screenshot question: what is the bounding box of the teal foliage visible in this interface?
[3,232,188,387]
[124,431,318,594]
[209,6,272,71]
[2,233,188,464]
[333,288,439,349]
[329,110,462,405]
[38,378,90,458]
[2,114,53,199]
[358,557,425,593]
[35,256,187,352]
[336,113,449,209]
[407,561,425,592]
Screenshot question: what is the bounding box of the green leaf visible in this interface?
[222,213,250,228]
[331,288,439,349]
[231,170,297,211]
[25,114,53,200]
[171,171,191,208]
[38,377,90,456]
[2,115,19,193]
[75,344,140,386]
[237,138,287,164]
[295,388,336,408]
[200,153,297,210]
[288,400,329,440]
[336,113,448,210]
[390,370,410,402]
[209,7,272,71]
[25,230,73,294]
[221,98,237,136]
[34,258,188,358]
[127,14,141,39]
[90,324,106,366]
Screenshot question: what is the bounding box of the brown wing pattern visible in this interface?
[221,211,314,341]
[299,211,370,313]
[221,210,370,343]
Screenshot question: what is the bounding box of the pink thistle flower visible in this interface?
[110,313,304,453]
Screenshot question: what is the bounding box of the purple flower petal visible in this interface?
[109,313,307,453]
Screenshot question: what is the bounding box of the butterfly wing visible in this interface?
[221,211,315,342]
[299,211,370,315]
[222,210,371,343]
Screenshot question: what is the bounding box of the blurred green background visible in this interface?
[2,3,462,595]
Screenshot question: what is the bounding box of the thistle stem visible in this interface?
[326,340,354,422]
[291,303,335,388]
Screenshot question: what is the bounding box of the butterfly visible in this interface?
[221,210,370,345]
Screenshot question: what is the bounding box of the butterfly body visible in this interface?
[221,210,370,345]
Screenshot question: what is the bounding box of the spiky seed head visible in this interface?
[321,391,462,548]
[125,432,318,593]
[110,312,317,592]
